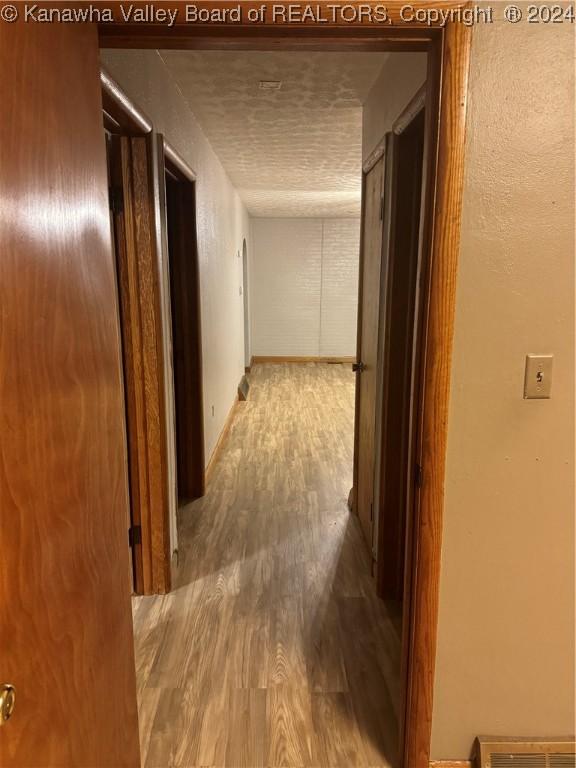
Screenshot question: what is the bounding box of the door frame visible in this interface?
[370,90,431,759]
[157,136,206,503]
[376,87,427,605]
[102,69,172,595]
[98,7,472,766]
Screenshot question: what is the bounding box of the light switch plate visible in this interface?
[524,354,553,399]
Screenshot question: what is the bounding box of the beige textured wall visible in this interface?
[431,14,575,759]
[362,52,427,160]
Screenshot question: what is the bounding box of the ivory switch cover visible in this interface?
[524,354,554,399]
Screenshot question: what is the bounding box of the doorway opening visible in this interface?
[98,20,471,768]
[102,47,431,768]
[163,146,205,504]
[377,100,426,611]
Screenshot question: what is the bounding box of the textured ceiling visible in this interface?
[158,51,389,217]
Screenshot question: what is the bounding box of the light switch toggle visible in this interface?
[524,354,553,399]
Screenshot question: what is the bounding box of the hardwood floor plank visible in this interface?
[225,688,268,767]
[304,595,349,694]
[310,692,370,767]
[196,683,229,767]
[132,594,175,697]
[138,687,162,766]
[268,596,308,688]
[266,686,314,767]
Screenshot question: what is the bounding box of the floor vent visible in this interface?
[475,738,576,768]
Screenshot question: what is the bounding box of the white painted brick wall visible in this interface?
[251,218,359,357]
[321,219,360,356]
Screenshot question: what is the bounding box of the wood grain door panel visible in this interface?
[108,133,172,596]
[356,156,386,552]
[0,23,140,767]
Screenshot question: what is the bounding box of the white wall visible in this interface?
[321,219,362,357]
[251,218,360,358]
[362,53,427,159]
[101,50,250,552]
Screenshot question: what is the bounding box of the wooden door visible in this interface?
[164,167,205,502]
[378,108,426,602]
[355,156,386,551]
[0,23,140,767]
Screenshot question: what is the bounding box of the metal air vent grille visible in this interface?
[475,737,576,768]
[550,756,576,768]
[491,756,546,767]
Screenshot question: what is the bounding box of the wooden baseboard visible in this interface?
[251,355,355,365]
[205,396,239,486]
[430,761,473,767]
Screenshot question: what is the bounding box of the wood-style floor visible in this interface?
[133,363,401,768]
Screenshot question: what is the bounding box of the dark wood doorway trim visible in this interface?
[103,70,172,596]
[98,9,472,766]
[376,86,427,604]
[374,88,429,765]
[156,136,206,503]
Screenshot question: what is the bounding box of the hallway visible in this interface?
[133,363,401,767]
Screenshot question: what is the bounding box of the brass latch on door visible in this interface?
[0,684,16,725]
[352,361,366,373]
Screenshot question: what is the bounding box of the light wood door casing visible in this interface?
[355,156,386,552]
[109,133,172,596]
[0,23,140,767]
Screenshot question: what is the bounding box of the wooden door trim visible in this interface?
[393,84,427,135]
[104,73,172,596]
[363,134,387,175]
[363,86,427,175]
[97,12,472,764]
[164,139,197,182]
[97,2,468,49]
[402,23,472,768]
[101,67,152,136]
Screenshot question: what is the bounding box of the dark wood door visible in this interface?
[355,155,386,551]
[378,108,426,602]
[164,170,205,502]
[0,23,140,767]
